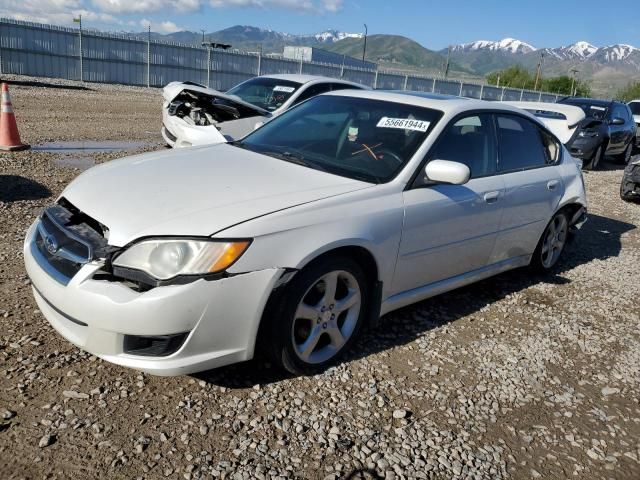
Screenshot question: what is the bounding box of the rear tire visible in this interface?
[266,256,370,375]
[530,211,570,271]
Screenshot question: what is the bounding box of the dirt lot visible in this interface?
[1,75,639,480]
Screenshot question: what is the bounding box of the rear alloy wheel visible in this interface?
[269,257,369,375]
[532,212,569,271]
[585,145,603,170]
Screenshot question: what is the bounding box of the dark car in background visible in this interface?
[628,100,640,149]
[558,98,636,169]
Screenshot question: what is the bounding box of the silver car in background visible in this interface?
[25,90,587,376]
[161,74,366,148]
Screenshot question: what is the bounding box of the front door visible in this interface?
[392,113,505,295]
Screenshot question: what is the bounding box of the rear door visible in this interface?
[392,113,505,294]
[490,114,564,263]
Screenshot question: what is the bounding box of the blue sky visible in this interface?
[5,0,640,49]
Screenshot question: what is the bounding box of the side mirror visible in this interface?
[425,159,471,185]
[610,117,625,125]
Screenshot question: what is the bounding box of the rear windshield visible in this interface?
[629,102,640,116]
[236,95,443,184]
[560,100,608,120]
[226,77,301,112]
[526,109,567,121]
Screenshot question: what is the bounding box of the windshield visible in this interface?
[629,102,640,116]
[226,77,302,112]
[560,99,609,120]
[235,95,443,183]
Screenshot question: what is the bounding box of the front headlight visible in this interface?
[113,239,250,281]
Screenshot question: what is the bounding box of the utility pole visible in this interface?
[73,15,83,81]
[443,46,451,79]
[496,74,500,88]
[570,68,579,96]
[362,24,368,64]
[200,29,205,43]
[147,24,151,88]
[533,51,544,91]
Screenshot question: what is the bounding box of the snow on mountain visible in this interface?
[314,30,363,43]
[451,38,536,54]
[597,44,638,62]
[563,41,598,58]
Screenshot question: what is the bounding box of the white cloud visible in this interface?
[0,0,120,25]
[91,0,200,14]
[139,18,183,33]
[209,0,342,13]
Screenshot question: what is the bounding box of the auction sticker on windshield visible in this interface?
[274,86,295,93]
[377,117,430,132]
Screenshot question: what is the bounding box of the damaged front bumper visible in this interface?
[24,220,283,376]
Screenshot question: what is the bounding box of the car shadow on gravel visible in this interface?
[194,213,635,388]
[0,175,51,202]
[4,79,94,91]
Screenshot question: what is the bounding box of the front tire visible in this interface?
[617,143,632,165]
[531,211,569,271]
[585,145,603,170]
[267,256,370,375]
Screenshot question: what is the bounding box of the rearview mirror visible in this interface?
[425,160,470,185]
[610,117,625,125]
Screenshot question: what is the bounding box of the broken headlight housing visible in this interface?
[112,238,250,283]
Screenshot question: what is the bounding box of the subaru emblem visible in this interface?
[44,234,59,255]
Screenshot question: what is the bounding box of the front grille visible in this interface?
[32,200,115,285]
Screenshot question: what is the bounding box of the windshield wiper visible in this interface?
[262,150,327,171]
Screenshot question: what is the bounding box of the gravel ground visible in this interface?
[1,75,639,480]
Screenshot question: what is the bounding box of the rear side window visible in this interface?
[496,115,550,172]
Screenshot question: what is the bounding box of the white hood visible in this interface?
[62,144,370,246]
[502,101,586,144]
[162,82,270,117]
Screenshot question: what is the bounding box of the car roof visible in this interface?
[560,97,613,107]
[261,74,359,86]
[628,99,640,104]
[324,89,537,117]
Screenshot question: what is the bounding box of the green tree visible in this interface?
[542,76,591,97]
[486,65,535,89]
[487,66,591,96]
[615,81,640,102]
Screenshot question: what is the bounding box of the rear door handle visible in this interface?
[547,180,560,191]
[484,191,500,204]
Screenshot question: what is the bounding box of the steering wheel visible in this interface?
[375,148,404,166]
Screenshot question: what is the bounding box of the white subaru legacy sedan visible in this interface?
[24,91,587,376]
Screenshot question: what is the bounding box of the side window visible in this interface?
[496,115,548,172]
[292,83,332,105]
[427,114,497,178]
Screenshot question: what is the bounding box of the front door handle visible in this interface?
[547,180,560,191]
[484,191,500,204]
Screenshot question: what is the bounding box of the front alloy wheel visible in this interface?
[267,256,369,375]
[292,270,361,364]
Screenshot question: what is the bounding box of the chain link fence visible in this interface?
[0,18,561,102]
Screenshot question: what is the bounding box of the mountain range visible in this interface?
[150,26,640,96]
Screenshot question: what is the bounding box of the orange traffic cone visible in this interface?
[0,83,29,151]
